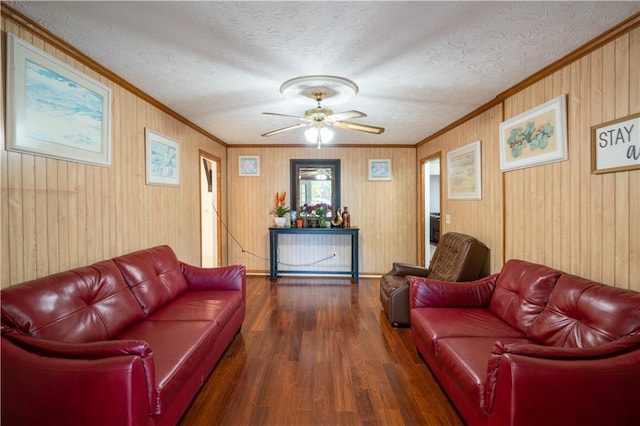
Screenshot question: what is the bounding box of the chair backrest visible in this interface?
[427,232,489,281]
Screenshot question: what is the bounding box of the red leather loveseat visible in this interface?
[1,245,246,426]
[410,259,640,426]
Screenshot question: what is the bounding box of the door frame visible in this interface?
[419,152,442,265]
[199,150,222,267]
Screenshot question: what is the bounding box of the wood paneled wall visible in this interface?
[2,9,637,291]
[227,147,417,275]
[417,106,504,275]
[1,15,227,288]
[418,27,639,290]
[503,28,639,290]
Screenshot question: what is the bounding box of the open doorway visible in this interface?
[200,152,221,267]
[422,155,441,265]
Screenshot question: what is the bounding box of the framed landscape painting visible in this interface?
[448,141,482,200]
[145,129,180,186]
[499,94,567,172]
[5,34,112,166]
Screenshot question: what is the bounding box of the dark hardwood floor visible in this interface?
[179,276,463,426]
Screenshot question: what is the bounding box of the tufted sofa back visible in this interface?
[489,259,562,334]
[113,245,188,315]
[1,245,191,343]
[527,274,640,347]
[1,260,145,343]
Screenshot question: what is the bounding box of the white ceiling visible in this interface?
[7,1,640,146]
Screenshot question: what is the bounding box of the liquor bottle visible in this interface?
[342,207,350,228]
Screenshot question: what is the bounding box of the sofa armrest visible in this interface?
[409,273,497,309]
[180,263,246,293]
[386,262,431,277]
[485,339,640,425]
[492,333,640,360]
[1,332,157,424]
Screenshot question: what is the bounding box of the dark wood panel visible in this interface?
[179,276,462,425]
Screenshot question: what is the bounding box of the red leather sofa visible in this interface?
[410,259,640,426]
[1,245,246,426]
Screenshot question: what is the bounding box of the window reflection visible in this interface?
[290,159,340,211]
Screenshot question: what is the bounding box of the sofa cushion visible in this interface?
[436,337,533,412]
[1,260,145,343]
[113,245,188,315]
[117,319,221,415]
[411,307,525,357]
[147,290,244,325]
[489,259,562,334]
[528,274,640,347]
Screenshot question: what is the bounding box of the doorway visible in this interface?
[422,155,441,265]
[200,152,221,267]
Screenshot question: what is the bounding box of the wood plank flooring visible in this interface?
[179,276,463,426]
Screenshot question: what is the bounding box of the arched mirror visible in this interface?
[290,159,340,212]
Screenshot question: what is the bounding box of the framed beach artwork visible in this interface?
[239,155,260,176]
[5,34,112,166]
[447,140,482,200]
[499,94,567,172]
[145,129,180,186]
[368,159,392,181]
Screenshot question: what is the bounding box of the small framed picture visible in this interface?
[239,155,260,176]
[368,159,391,181]
[145,128,180,186]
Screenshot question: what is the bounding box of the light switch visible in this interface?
[445,214,451,224]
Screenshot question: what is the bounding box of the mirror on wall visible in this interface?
[290,159,340,212]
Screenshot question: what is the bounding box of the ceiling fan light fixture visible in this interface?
[305,126,333,146]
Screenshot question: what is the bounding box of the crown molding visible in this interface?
[1,3,229,148]
[417,11,640,148]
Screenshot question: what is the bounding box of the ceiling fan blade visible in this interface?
[261,123,308,137]
[332,121,385,134]
[325,110,367,122]
[262,112,309,122]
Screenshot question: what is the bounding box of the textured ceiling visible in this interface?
[7,1,640,146]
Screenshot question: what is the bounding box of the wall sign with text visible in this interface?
[591,113,640,174]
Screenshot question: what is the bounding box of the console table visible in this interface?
[269,227,359,283]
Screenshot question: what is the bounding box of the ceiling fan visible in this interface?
[261,76,385,148]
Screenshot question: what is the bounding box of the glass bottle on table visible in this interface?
[342,207,350,228]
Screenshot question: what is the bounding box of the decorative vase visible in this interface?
[274,217,287,227]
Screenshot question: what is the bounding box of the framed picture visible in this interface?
[145,129,180,186]
[499,94,567,172]
[5,34,112,166]
[239,155,260,176]
[591,113,640,174]
[368,159,392,181]
[448,140,482,200]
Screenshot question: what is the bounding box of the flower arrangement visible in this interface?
[301,202,332,217]
[270,192,291,217]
